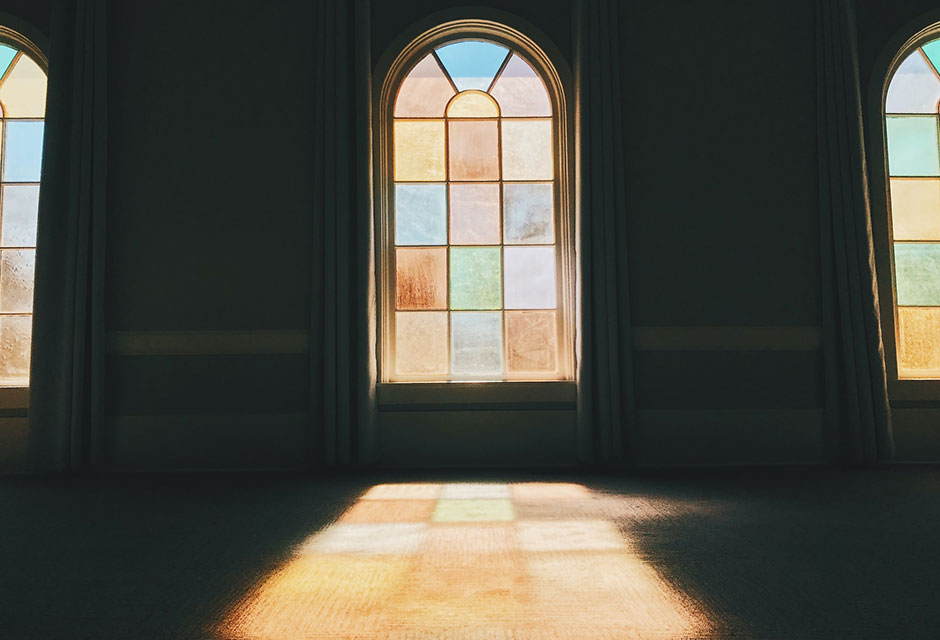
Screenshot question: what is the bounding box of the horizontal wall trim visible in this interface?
[632,326,822,351]
[107,330,309,356]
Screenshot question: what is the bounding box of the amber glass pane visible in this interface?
[396,312,447,375]
[897,307,940,376]
[0,315,29,384]
[0,249,34,313]
[891,179,940,240]
[447,92,499,118]
[394,120,445,182]
[506,310,557,373]
[502,120,552,180]
[448,120,498,181]
[0,54,46,118]
[394,54,455,118]
[490,54,551,117]
[449,183,500,245]
[396,247,447,310]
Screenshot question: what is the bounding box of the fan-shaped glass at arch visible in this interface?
[391,39,558,380]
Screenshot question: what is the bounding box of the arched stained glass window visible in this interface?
[382,34,569,382]
[0,41,45,387]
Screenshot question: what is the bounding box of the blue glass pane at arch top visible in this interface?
[435,41,509,92]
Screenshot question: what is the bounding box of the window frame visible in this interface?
[374,19,576,387]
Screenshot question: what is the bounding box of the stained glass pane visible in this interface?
[504,246,555,309]
[394,120,445,182]
[890,179,940,240]
[490,54,551,117]
[894,243,940,305]
[451,311,503,375]
[0,315,30,383]
[435,41,508,92]
[447,92,499,118]
[502,120,552,180]
[0,46,16,80]
[886,51,940,114]
[396,247,447,310]
[394,54,455,118]
[4,121,43,182]
[923,40,940,76]
[450,247,501,310]
[448,120,498,181]
[504,183,553,244]
[506,310,557,373]
[0,249,34,313]
[395,184,447,245]
[396,312,447,375]
[449,183,500,245]
[0,54,46,118]
[897,307,940,375]
[886,116,940,177]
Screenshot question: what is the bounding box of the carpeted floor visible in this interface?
[1,468,938,639]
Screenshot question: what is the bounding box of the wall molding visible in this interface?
[632,326,822,351]
[107,330,309,356]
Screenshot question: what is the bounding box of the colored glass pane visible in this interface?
[4,121,43,182]
[503,183,553,244]
[890,179,940,241]
[396,247,447,310]
[451,311,503,375]
[0,248,33,313]
[395,312,447,375]
[894,243,940,305]
[506,310,557,373]
[0,46,16,80]
[450,247,501,309]
[897,307,940,376]
[435,41,508,92]
[886,116,940,177]
[0,54,46,118]
[922,40,940,76]
[504,246,556,309]
[447,91,499,118]
[490,54,551,117]
[449,183,500,244]
[394,120,445,182]
[886,51,940,114]
[0,315,29,383]
[395,184,447,245]
[394,54,455,118]
[502,120,553,180]
[448,120,498,181]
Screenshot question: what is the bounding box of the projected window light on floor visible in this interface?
[219,482,712,639]
[0,43,44,387]
[388,38,566,381]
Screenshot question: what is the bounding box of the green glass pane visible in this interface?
[895,243,940,305]
[886,116,940,177]
[450,247,501,310]
[923,40,940,76]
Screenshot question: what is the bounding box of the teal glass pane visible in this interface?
[895,243,940,305]
[504,183,553,244]
[434,41,508,92]
[886,51,940,114]
[395,184,447,245]
[3,121,43,182]
[451,311,503,375]
[922,40,940,76]
[0,46,16,81]
[886,116,940,176]
[450,247,501,309]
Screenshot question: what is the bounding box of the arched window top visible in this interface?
[0,43,46,119]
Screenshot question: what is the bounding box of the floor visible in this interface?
[1,468,938,639]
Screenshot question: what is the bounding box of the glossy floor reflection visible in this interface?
[220,482,712,639]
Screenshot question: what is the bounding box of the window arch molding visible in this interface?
[374,15,575,384]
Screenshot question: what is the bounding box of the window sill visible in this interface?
[889,378,940,406]
[0,386,28,413]
[377,380,576,411]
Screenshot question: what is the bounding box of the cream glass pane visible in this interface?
[490,54,551,117]
[448,120,498,181]
[1,185,39,247]
[394,54,454,118]
[396,312,447,375]
[396,248,447,310]
[0,249,34,313]
[886,50,940,114]
[0,315,30,384]
[394,120,445,182]
[890,179,940,240]
[897,307,940,376]
[503,183,553,244]
[506,310,557,373]
[449,183,500,244]
[504,246,556,309]
[0,54,46,118]
[501,120,552,180]
[446,92,499,118]
[451,311,503,376]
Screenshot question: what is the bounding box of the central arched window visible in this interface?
[379,26,572,383]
